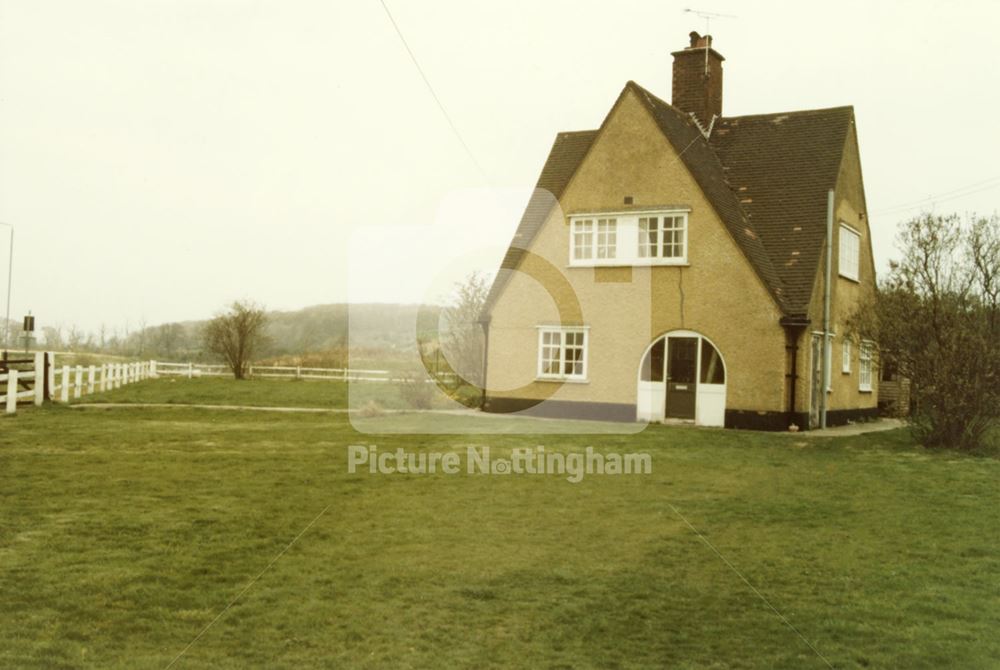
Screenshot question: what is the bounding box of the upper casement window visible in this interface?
[571,218,617,262]
[569,210,688,267]
[839,224,861,281]
[638,215,686,261]
[537,327,588,381]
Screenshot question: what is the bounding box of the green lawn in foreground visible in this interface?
[2,385,999,668]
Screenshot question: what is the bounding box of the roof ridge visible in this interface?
[720,106,854,121]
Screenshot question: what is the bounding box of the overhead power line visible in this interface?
[873,175,1000,216]
[378,0,488,181]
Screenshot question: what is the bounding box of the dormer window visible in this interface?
[569,210,688,267]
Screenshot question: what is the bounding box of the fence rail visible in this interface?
[152,361,457,384]
[154,361,399,382]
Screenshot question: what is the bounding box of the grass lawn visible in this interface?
[2,380,999,668]
[75,376,443,411]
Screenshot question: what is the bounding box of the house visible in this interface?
[479,31,878,430]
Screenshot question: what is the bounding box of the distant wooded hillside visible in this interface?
[8,303,443,362]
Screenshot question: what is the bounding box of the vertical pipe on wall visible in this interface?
[821,189,835,429]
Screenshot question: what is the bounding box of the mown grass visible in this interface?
[2,383,999,668]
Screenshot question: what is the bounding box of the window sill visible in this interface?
[838,273,861,284]
[859,387,873,393]
[535,377,589,385]
[568,261,690,269]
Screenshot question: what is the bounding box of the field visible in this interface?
[1,378,998,668]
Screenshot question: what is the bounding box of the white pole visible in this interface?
[46,352,55,400]
[0,223,12,351]
[33,351,44,406]
[60,366,70,403]
[5,369,17,414]
[74,365,83,399]
[821,188,834,429]
[87,365,95,394]
[150,360,157,378]
[187,362,193,379]
[99,364,106,392]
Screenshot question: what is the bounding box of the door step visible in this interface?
[661,418,696,426]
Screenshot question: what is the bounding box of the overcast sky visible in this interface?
[1,0,998,333]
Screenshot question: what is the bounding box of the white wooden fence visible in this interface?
[152,361,458,384]
[153,361,403,382]
[1,352,155,415]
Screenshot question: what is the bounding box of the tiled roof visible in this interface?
[709,105,853,314]
[483,81,854,319]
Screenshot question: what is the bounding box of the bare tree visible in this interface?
[850,213,1000,451]
[439,272,490,388]
[203,300,268,380]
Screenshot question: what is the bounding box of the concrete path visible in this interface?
[71,402,353,414]
[71,402,908,437]
[792,418,905,438]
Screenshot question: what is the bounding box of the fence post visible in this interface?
[34,352,45,406]
[99,365,106,392]
[187,362,193,379]
[6,369,17,414]
[46,352,55,401]
[296,366,301,380]
[60,366,70,403]
[150,360,157,378]
[113,364,120,389]
[87,365,96,394]
[74,366,83,399]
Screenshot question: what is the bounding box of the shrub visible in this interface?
[850,214,999,451]
[398,372,434,410]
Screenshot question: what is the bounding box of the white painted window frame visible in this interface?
[569,209,689,267]
[839,223,861,282]
[536,326,589,382]
[859,340,874,392]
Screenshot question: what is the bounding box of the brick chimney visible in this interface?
[671,31,724,128]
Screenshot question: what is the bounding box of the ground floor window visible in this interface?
[537,327,588,381]
[859,341,873,391]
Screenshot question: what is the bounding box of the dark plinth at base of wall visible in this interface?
[483,397,637,423]
[484,398,880,432]
[726,408,881,431]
